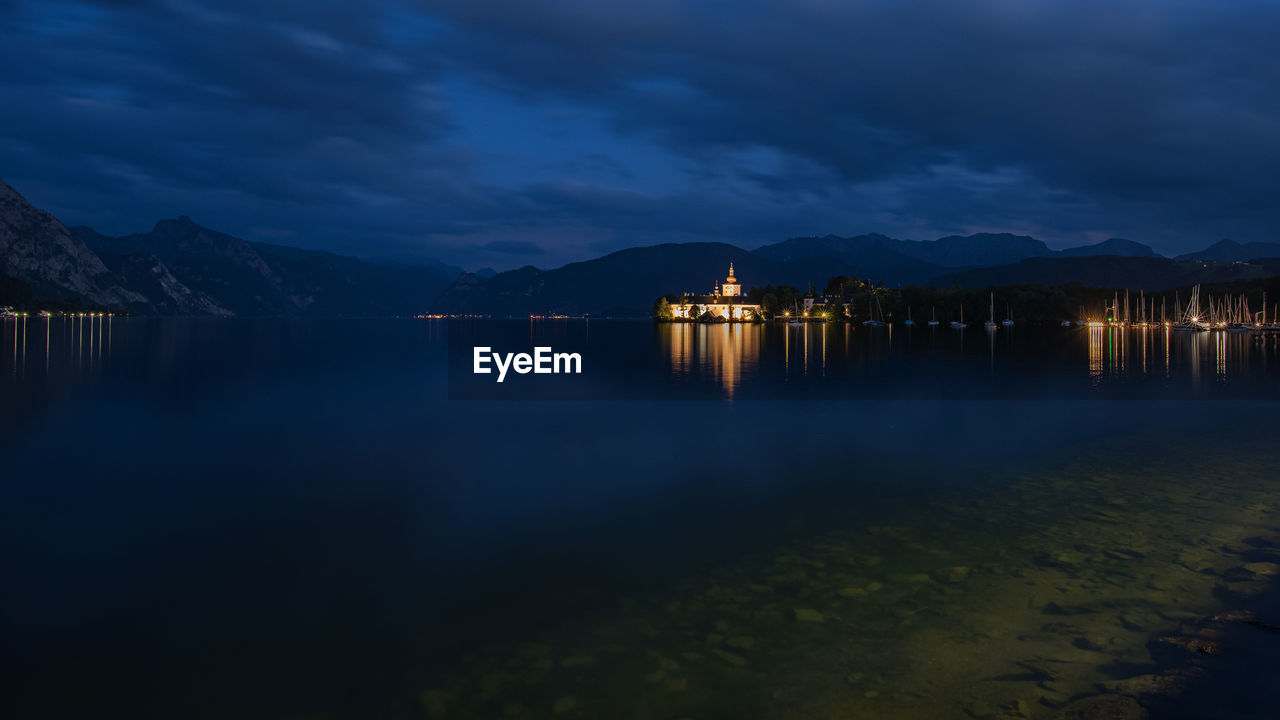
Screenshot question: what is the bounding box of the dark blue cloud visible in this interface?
[2,0,1278,270]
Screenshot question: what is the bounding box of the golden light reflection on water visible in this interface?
[2,315,113,383]
[664,322,762,398]
[1087,326,1103,382]
[660,322,1275,397]
[1082,324,1272,385]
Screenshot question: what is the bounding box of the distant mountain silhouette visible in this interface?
[247,241,461,317]
[905,232,1053,267]
[1057,238,1157,258]
[74,218,281,314]
[432,242,862,316]
[753,234,946,285]
[75,218,462,316]
[435,233,1228,315]
[1174,239,1280,263]
[752,231,1126,283]
[0,179,464,315]
[930,256,1273,290]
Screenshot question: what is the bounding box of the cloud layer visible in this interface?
[3,0,1278,268]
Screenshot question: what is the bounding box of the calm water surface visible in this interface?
[3,318,1280,719]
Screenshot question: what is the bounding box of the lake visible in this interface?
[3,317,1280,719]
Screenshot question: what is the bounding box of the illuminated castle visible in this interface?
[670,263,762,320]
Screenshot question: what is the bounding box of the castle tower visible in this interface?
[721,262,741,297]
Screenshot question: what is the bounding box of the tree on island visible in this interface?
[761,292,779,319]
[653,296,674,321]
[747,285,801,316]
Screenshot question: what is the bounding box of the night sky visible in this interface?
[3,1,1278,270]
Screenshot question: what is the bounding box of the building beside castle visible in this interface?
[670,263,763,321]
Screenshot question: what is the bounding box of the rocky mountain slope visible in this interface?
[0,178,462,315]
[73,219,465,316]
[0,178,146,310]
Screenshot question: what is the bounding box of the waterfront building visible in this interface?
[670,263,763,321]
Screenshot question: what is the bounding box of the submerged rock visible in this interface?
[938,565,971,583]
[1209,609,1258,623]
[1153,635,1223,656]
[793,608,825,622]
[1100,670,1202,699]
[1241,561,1279,576]
[552,695,577,714]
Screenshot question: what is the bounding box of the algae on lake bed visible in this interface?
[417,444,1280,720]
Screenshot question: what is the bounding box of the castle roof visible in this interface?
[677,294,760,305]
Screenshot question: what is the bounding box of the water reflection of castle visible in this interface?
[663,322,762,396]
[670,264,763,321]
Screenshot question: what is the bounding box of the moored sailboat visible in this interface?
[1172,284,1210,331]
[862,295,886,327]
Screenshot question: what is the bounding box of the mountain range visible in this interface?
[930,256,1271,292]
[1173,239,1280,263]
[4,176,1280,316]
[1,178,460,316]
[435,233,1280,316]
[1,179,145,309]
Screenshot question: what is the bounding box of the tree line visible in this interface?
[656,273,1280,325]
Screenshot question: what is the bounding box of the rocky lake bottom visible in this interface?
[410,442,1280,720]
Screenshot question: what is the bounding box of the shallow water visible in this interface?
[2,318,1279,719]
